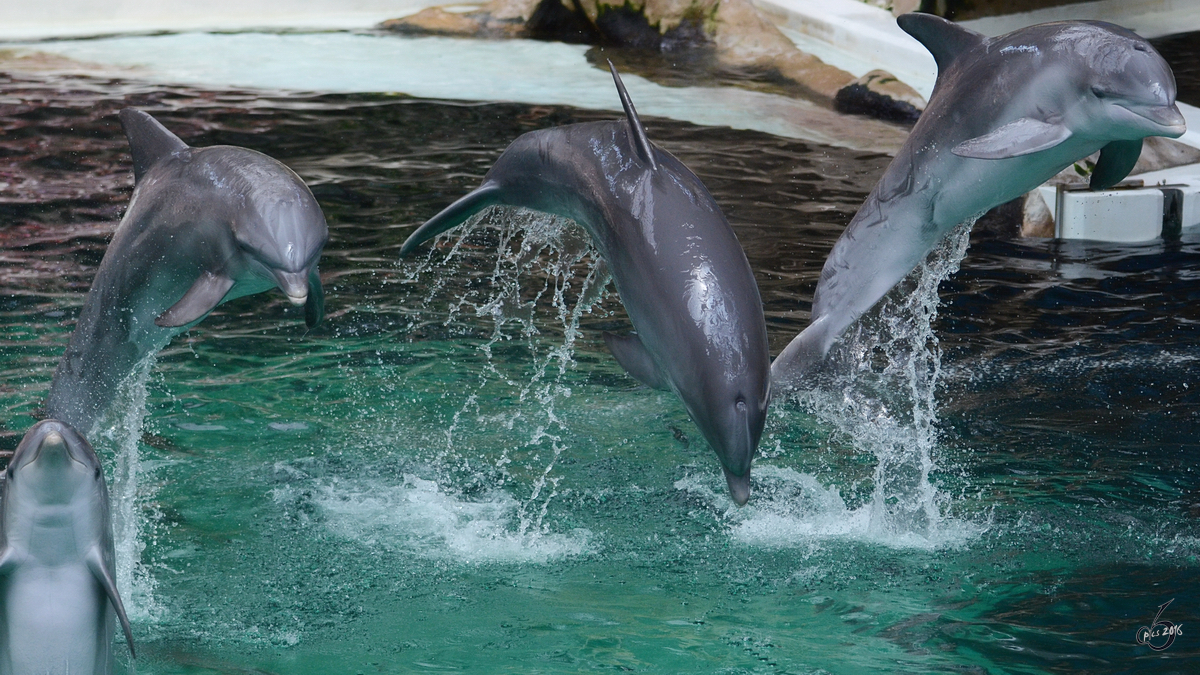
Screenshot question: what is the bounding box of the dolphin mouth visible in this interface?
[1123,102,1187,136]
[723,467,751,506]
[272,270,310,306]
[26,430,85,468]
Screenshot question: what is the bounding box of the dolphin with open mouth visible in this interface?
[771,14,1187,391]
[400,64,770,504]
[0,420,135,675]
[47,109,329,435]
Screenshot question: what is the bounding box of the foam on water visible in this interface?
[676,465,983,550]
[295,473,593,564]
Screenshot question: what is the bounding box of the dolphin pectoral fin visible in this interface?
[607,61,658,171]
[118,109,189,183]
[155,271,235,328]
[770,316,832,395]
[1090,139,1143,190]
[603,332,670,391]
[85,547,136,659]
[896,12,985,75]
[305,267,324,328]
[952,117,1073,159]
[0,546,19,576]
[399,182,505,257]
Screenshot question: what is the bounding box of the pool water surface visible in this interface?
[0,48,1199,674]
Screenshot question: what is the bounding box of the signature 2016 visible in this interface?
[1135,599,1183,652]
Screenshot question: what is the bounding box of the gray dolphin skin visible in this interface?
[0,420,135,675]
[47,109,329,435]
[771,14,1186,391]
[399,64,770,505]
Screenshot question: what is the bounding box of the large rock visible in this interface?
[380,0,925,119]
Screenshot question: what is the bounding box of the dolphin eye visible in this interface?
[94,466,102,480]
[1091,86,1108,99]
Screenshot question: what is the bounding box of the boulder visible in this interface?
[380,0,925,119]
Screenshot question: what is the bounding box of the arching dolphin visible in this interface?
[771,14,1186,390]
[47,109,329,434]
[0,420,135,675]
[399,64,770,504]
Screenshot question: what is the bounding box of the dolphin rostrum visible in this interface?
[0,420,135,675]
[771,14,1186,391]
[47,109,329,435]
[399,64,770,504]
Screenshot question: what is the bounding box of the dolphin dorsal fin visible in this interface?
[607,61,658,171]
[118,108,188,183]
[897,12,985,75]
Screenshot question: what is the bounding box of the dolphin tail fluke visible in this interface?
[1090,139,1143,190]
[770,316,834,395]
[118,109,189,183]
[603,332,670,391]
[85,546,136,659]
[607,61,658,171]
[399,182,505,257]
[305,267,324,328]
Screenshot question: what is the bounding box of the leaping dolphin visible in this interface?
[47,109,329,435]
[399,64,770,505]
[0,420,135,675]
[771,14,1186,391]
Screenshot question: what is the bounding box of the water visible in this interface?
[2,48,1200,674]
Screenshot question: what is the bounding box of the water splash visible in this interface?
[796,222,976,543]
[292,473,594,564]
[96,355,162,622]
[402,207,613,542]
[675,465,982,550]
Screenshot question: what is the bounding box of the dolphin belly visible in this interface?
[2,566,110,675]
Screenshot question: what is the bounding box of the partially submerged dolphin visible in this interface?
[400,64,770,504]
[47,109,329,434]
[0,420,135,675]
[771,14,1186,390]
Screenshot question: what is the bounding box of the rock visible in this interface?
[1020,191,1054,238]
[379,8,489,37]
[834,70,924,123]
[378,0,925,119]
[890,0,922,17]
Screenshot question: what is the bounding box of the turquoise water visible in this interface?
[1,68,1199,675]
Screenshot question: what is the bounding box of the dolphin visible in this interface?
[0,420,135,675]
[399,64,770,504]
[47,108,329,435]
[771,14,1186,391]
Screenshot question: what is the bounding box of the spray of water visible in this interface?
[797,222,974,543]
[96,355,162,621]
[402,206,612,544]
